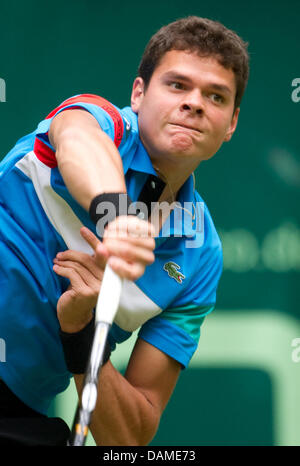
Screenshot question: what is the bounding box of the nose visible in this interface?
[180,90,204,115]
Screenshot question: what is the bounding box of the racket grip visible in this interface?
[95,264,123,324]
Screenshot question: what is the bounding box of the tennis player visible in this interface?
[0,16,249,445]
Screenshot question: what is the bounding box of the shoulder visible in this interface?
[32,94,139,168]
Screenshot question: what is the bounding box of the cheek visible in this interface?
[138,90,180,145]
[200,111,232,159]
[210,111,232,142]
[141,101,167,137]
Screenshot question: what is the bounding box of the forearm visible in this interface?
[50,112,126,211]
[74,361,160,446]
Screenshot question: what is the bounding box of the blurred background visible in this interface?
[0,0,299,446]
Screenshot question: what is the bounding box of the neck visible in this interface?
[152,164,176,203]
[152,162,194,204]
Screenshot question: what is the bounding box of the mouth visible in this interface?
[169,123,203,134]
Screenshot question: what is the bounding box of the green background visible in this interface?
[1,0,299,446]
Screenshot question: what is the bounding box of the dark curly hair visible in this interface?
[138,16,249,109]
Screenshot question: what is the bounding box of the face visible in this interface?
[131,50,239,174]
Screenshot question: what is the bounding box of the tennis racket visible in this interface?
[68,264,123,446]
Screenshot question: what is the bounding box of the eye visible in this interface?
[169,81,185,90]
[210,93,225,104]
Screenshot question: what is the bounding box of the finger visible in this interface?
[53,258,103,288]
[54,253,102,281]
[55,248,107,274]
[53,264,99,303]
[120,235,156,250]
[81,226,110,266]
[94,242,110,267]
[56,250,93,264]
[107,256,145,281]
[105,216,155,238]
[54,264,99,311]
[80,227,103,250]
[103,238,155,265]
[53,263,86,290]
[103,233,155,250]
[103,225,156,254]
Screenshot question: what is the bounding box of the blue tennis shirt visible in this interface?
[0,94,223,414]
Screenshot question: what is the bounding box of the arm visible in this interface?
[74,339,180,446]
[54,228,181,445]
[49,109,155,281]
[48,109,126,211]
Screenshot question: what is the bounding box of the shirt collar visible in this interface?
[130,140,158,176]
[130,133,197,239]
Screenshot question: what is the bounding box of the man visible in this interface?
[0,16,249,445]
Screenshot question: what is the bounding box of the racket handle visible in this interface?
[69,322,110,446]
[69,404,90,446]
[69,265,123,446]
[95,264,123,324]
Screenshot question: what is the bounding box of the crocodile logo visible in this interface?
[163,261,185,284]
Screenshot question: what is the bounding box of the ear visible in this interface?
[131,77,145,113]
[224,107,240,142]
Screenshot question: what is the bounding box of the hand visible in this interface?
[53,218,155,332]
[102,215,155,281]
[53,228,106,333]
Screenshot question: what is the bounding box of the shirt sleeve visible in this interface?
[138,303,214,369]
[33,93,125,168]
